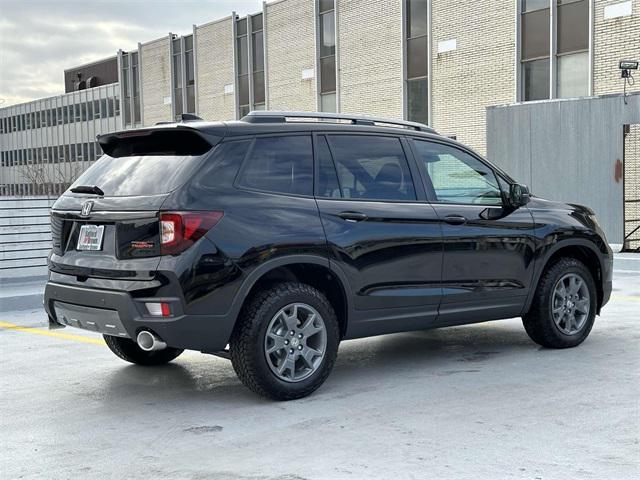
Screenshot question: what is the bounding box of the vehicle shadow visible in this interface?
[97,320,536,406]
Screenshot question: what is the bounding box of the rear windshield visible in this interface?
[69,154,204,196]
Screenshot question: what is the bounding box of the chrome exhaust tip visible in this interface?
[136,330,167,352]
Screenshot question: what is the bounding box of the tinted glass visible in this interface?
[238,136,313,196]
[407,36,428,79]
[236,36,248,75]
[185,51,194,85]
[523,58,550,100]
[319,0,334,14]
[407,78,428,124]
[327,135,416,201]
[236,18,247,36]
[184,35,193,51]
[238,74,249,106]
[413,140,502,205]
[252,32,264,71]
[186,85,196,113]
[557,51,588,98]
[173,54,182,88]
[320,12,335,57]
[406,0,428,38]
[251,13,263,32]
[521,8,550,60]
[320,56,336,93]
[198,140,251,188]
[71,152,206,196]
[522,0,548,12]
[557,0,588,54]
[253,72,265,104]
[316,136,340,197]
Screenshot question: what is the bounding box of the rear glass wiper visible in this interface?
[70,185,105,196]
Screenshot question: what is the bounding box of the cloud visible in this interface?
[0,0,263,107]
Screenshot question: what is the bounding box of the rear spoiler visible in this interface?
[97,125,224,158]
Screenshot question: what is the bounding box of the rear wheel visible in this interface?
[230,282,340,400]
[523,257,597,348]
[103,335,184,366]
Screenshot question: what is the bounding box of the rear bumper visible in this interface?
[44,281,235,352]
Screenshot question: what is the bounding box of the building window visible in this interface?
[520,0,590,101]
[236,18,250,117]
[251,14,265,110]
[317,0,336,112]
[405,0,428,125]
[120,50,142,126]
[235,15,265,117]
[171,35,195,120]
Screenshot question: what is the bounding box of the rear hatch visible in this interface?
[50,127,219,280]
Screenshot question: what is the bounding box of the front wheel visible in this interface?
[230,283,340,400]
[523,257,597,348]
[103,335,184,365]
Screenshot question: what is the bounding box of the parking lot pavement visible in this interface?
[1,257,638,480]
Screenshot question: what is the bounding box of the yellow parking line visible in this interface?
[0,321,104,345]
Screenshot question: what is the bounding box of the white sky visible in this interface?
[0,0,264,107]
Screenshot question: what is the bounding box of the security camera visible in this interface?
[620,60,638,78]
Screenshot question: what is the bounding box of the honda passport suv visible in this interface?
[45,111,613,400]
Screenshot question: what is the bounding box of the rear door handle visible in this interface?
[443,214,467,225]
[338,211,368,222]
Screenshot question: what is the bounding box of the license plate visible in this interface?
[77,224,105,251]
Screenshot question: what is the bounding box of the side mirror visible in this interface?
[509,183,531,208]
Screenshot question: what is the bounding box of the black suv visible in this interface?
[45,111,613,400]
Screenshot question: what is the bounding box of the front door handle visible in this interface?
[338,211,368,222]
[443,214,467,225]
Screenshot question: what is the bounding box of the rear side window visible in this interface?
[324,135,416,201]
[237,135,313,196]
[197,140,251,188]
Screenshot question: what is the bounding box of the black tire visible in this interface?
[103,334,184,366]
[230,282,340,401]
[523,257,597,348]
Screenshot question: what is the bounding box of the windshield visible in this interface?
[69,154,204,196]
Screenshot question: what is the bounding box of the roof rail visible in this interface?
[241,111,436,133]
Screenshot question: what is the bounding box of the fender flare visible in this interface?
[523,238,606,313]
[225,254,353,329]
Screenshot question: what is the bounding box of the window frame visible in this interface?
[234,133,316,199]
[517,0,592,101]
[312,131,426,203]
[408,137,511,207]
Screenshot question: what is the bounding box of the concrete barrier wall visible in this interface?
[0,196,56,279]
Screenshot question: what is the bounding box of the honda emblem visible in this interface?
[81,201,94,217]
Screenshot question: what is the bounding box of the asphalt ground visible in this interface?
[1,254,639,479]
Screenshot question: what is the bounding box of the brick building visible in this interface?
[1,0,639,196]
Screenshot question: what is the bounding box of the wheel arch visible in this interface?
[525,239,606,314]
[229,255,352,338]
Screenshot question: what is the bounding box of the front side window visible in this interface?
[324,135,416,201]
[413,140,502,205]
[237,135,313,196]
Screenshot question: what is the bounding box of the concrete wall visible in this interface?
[487,93,640,244]
[338,0,403,117]
[265,0,317,111]
[140,37,172,125]
[0,196,55,278]
[196,17,236,121]
[594,0,640,95]
[431,0,516,155]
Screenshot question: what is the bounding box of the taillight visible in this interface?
[159,211,223,255]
